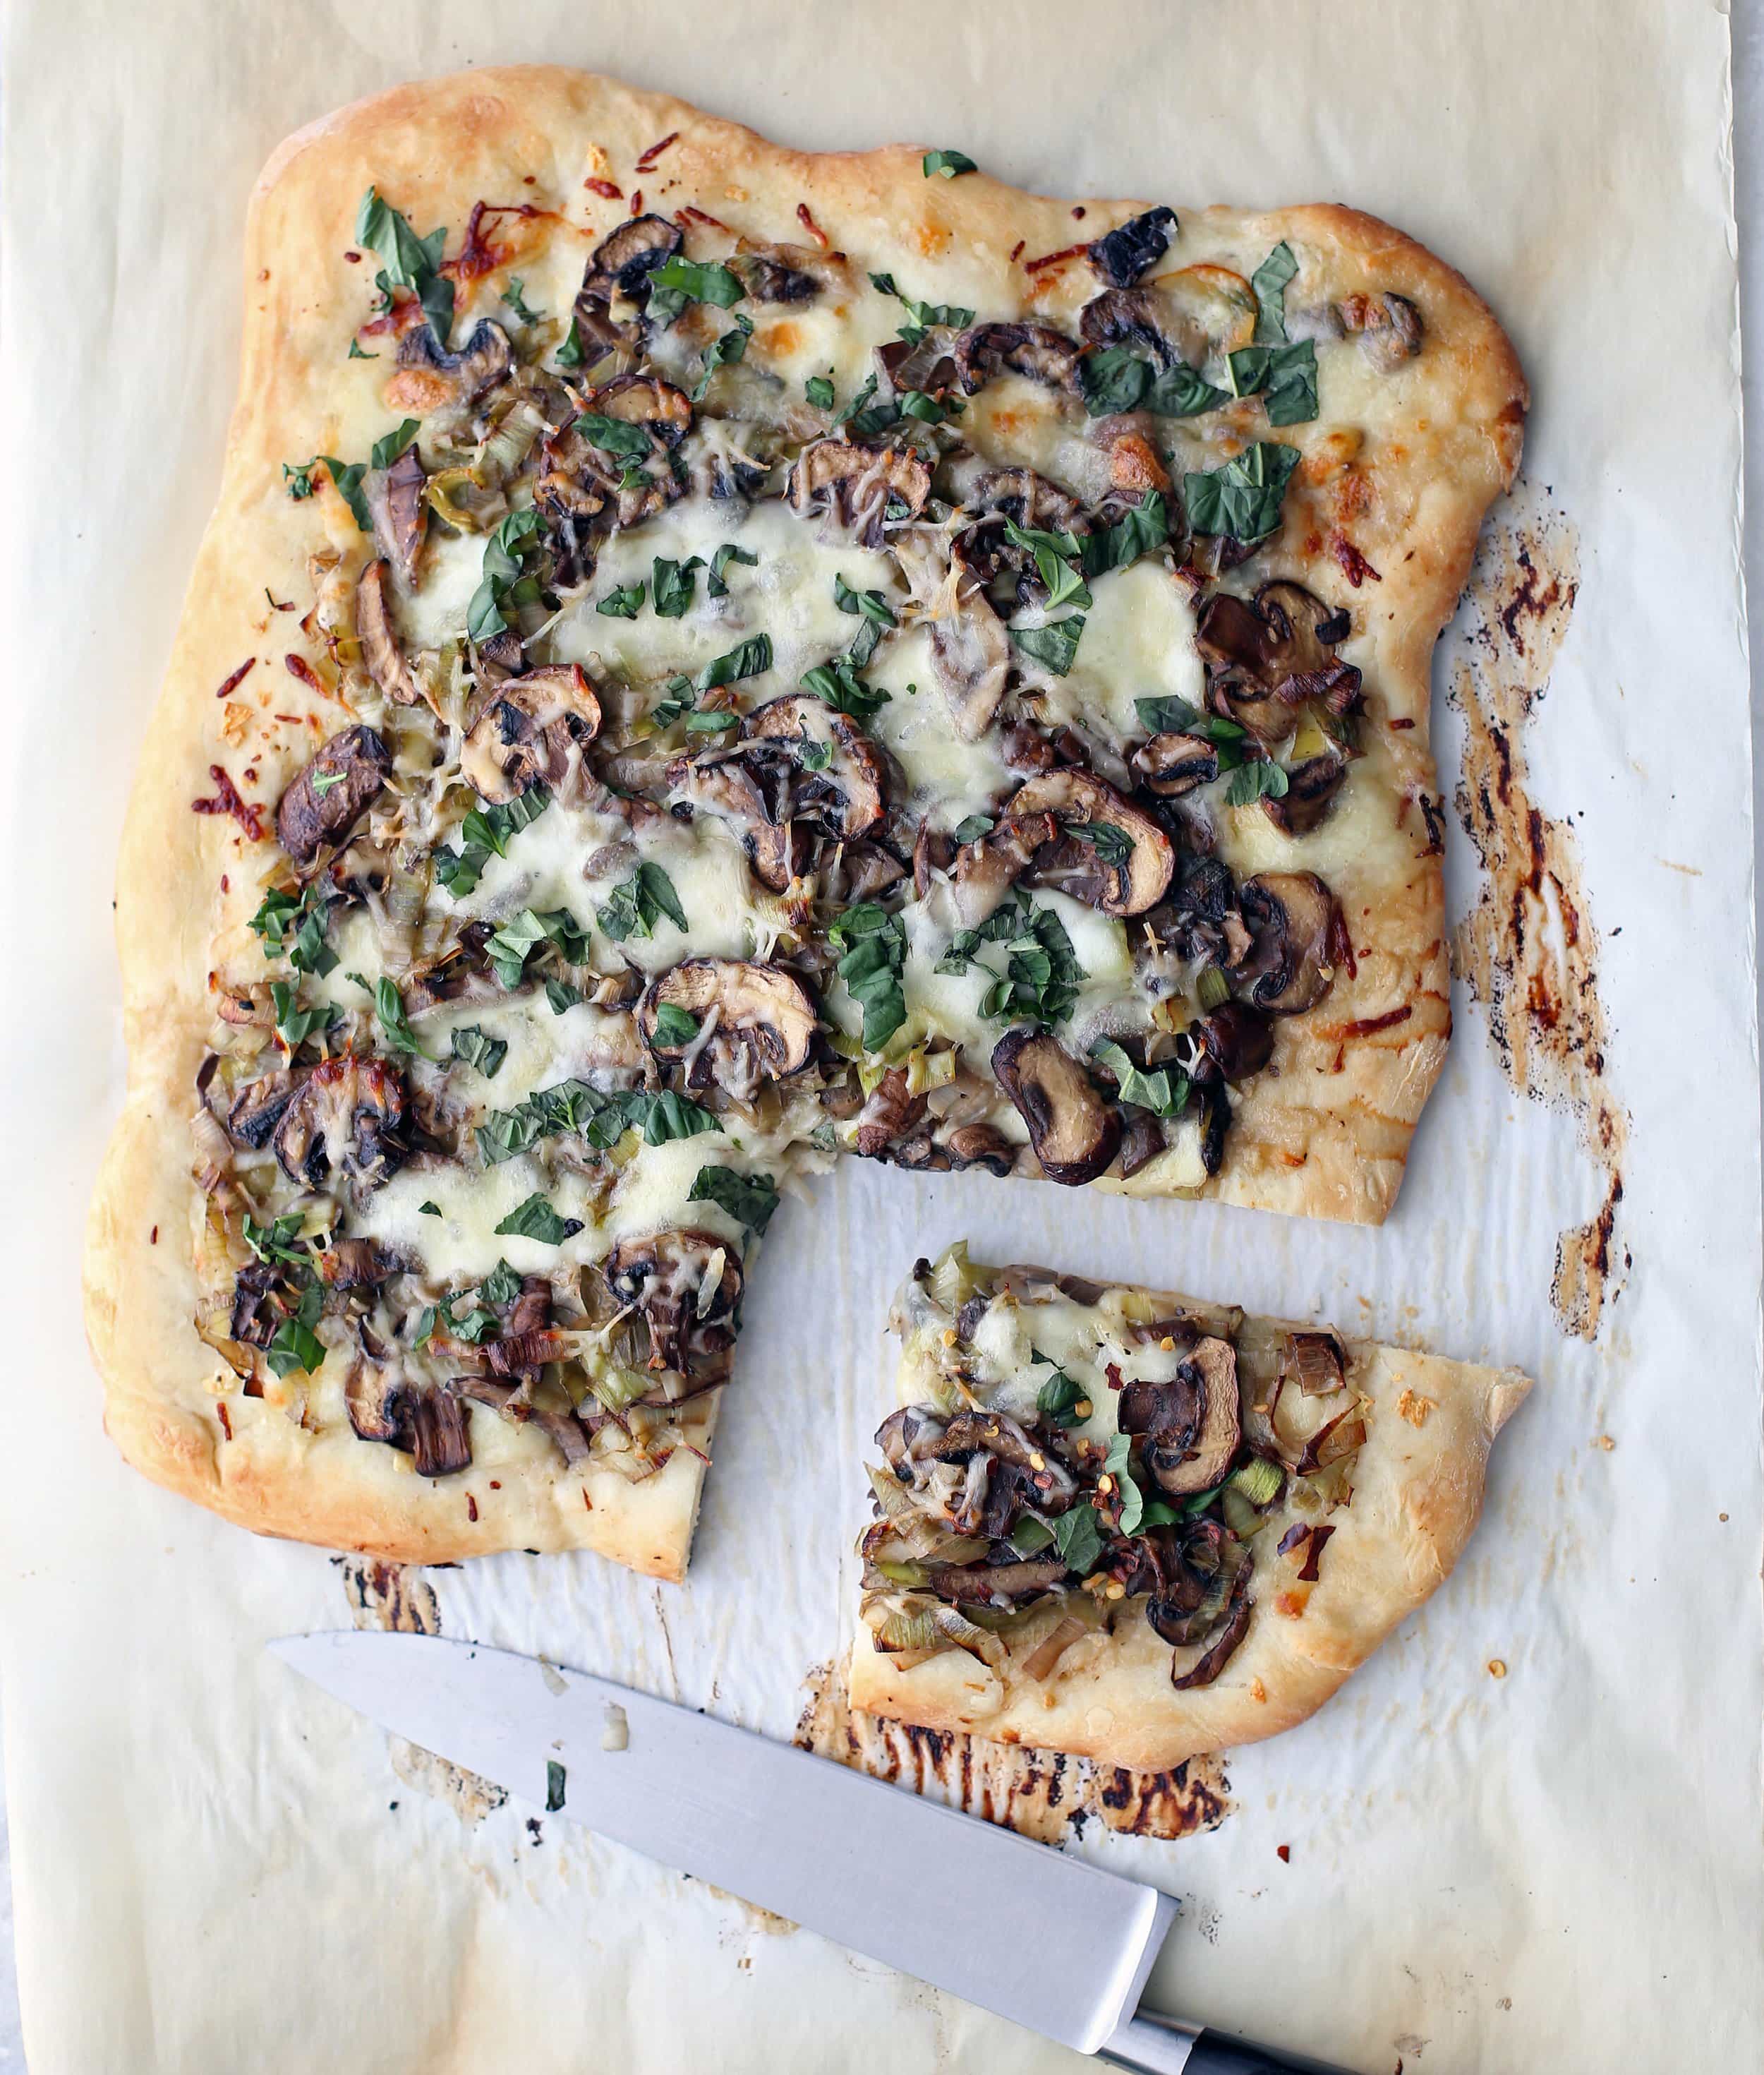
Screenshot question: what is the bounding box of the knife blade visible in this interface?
[271,1631,1354,2074]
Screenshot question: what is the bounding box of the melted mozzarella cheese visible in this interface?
[1053,562,1204,745]
[867,626,1013,821]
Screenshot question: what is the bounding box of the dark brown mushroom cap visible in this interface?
[579,213,684,303]
[734,242,825,304]
[1192,1000,1275,1083]
[1004,769,1174,915]
[272,1055,406,1197]
[459,664,603,805]
[990,1028,1121,1186]
[787,435,932,546]
[951,322,1084,395]
[744,694,888,839]
[1128,1336,1240,1496]
[275,723,392,865]
[363,447,428,591]
[1195,582,1360,738]
[1263,753,1346,836]
[1229,871,1340,1016]
[355,559,423,707]
[582,372,694,450]
[947,809,1061,928]
[346,1363,471,1476]
[1130,730,1219,798]
[394,318,514,409]
[1078,287,1185,368]
[602,1227,744,1388]
[670,754,803,892]
[1169,1563,1253,1688]
[639,959,818,1095]
[943,455,1089,535]
[226,1068,305,1150]
[1087,207,1178,288]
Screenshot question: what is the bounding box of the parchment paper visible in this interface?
[3,3,1758,2069]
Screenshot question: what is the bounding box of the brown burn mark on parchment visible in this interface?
[335,1556,508,1822]
[795,1662,1230,1845]
[1448,494,1629,1338]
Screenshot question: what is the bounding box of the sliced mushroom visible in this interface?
[582,372,694,449]
[226,1069,305,1150]
[788,436,931,546]
[947,808,1059,928]
[1263,753,1346,836]
[1087,206,1178,288]
[991,1028,1121,1186]
[854,1066,927,1159]
[1169,1566,1253,1689]
[272,1056,406,1198]
[346,1361,471,1477]
[459,664,603,805]
[1079,287,1185,368]
[639,959,818,1100]
[925,1558,1068,1605]
[1154,1338,1240,1495]
[603,1228,743,1388]
[1195,582,1360,739]
[363,447,428,591]
[391,319,514,413]
[734,242,825,304]
[746,694,888,838]
[275,724,392,865]
[952,322,1083,395]
[1341,291,1424,373]
[315,1237,404,1289]
[1229,872,1340,1016]
[945,1121,1015,1175]
[1192,1000,1275,1083]
[943,455,1088,535]
[671,754,802,892]
[579,214,683,305]
[1004,769,1173,915]
[355,559,423,706]
[1131,730,1219,798]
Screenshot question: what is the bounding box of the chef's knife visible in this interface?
[272,1632,1353,2074]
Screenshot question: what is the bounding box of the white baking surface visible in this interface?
[2,2,1760,2070]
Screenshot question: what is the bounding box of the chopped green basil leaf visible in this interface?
[1228,339,1318,426]
[828,902,907,1052]
[651,555,703,619]
[690,313,754,401]
[1224,758,1291,807]
[500,277,543,325]
[687,1164,781,1235]
[651,1002,701,1047]
[369,419,421,471]
[374,977,432,1059]
[1250,241,1298,344]
[922,149,978,179]
[493,1193,584,1245]
[450,1025,508,1078]
[697,633,772,691]
[707,542,759,596]
[1091,1038,1190,1117]
[573,410,653,459]
[598,861,687,942]
[1183,442,1300,542]
[1051,1500,1104,1575]
[597,579,647,619]
[804,373,835,409]
[1008,615,1085,675]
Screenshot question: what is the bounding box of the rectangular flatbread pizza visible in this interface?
[847,1249,1530,1769]
[84,66,1526,1580]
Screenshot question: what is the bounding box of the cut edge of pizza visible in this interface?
[845,1246,1530,1769]
[85,65,1526,1577]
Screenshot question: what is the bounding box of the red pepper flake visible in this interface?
[676,203,729,231]
[215,656,256,699]
[582,1488,594,1512]
[523,175,536,187]
[1025,241,1087,273]
[629,189,644,215]
[1326,904,1358,982]
[192,764,263,841]
[284,654,325,694]
[357,293,425,339]
[344,250,362,264]
[634,130,679,173]
[267,591,294,613]
[1389,715,1415,730]
[216,1402,234,1439]
[583,176,624,200]
[150,1226,159,1245]
[796,201,829,249]
[489,1479,502,1490]
[1106,1361,1125,1393]
[1008,239,1025,263]
[219,876,229,893]
[1334,1006,1413,1042]
[467,1493,480,1522]
[1331,534,1382,587]
[1070,205,1087,220]
[1276,1844,1291,1863]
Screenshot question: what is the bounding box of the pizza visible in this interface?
[83,67,1526,1581]
[846,1248,1530,1767]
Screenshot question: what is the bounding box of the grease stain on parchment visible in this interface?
[1448,492,1629,1338]
[795,1663,1230,1845]
[335,1556,507,1824]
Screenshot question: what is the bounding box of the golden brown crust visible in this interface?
[86,66,1526,1566]
[847,1285,1531,1769]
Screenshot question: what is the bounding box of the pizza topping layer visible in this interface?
[859,1248,1369,1688]
[190,177,1422,1498]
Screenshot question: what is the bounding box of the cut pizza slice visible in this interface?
[87,67,1526,1577]
[846,1248,1530,1768]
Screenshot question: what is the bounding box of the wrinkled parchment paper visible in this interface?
[3,2,1758,2069]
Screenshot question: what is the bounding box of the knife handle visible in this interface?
[1102,2011,1359,2075]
